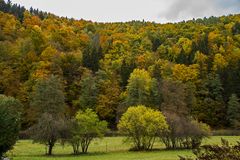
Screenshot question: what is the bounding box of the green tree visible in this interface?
[118,105,168,151]
[0,95,22,157]
[125,69,161,108]
[30,75,66,155]
[69,109,107,154]
[30,75,66,116]
[59,52,82,110]
[120,59,135,88]
[30,113,65,155]
[194,74,226,127]
[227,94,240,128]
[82,34,102,72]
[30,26,46,55]
[147,30,163,52]
[96,70,121,128]
[232,22,240,35]
[74,69,97,111]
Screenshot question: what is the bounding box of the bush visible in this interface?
[160,112,210,149]
[118,105,168,151]
[0,95,22,157]
[179,138,240,160]
[65,109,108,154]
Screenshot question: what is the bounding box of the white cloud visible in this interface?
[11,0,240,23]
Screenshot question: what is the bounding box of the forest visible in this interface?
[1,0,240,143]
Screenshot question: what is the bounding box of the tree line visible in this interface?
[0,0,50,21]
[0,90,209,156]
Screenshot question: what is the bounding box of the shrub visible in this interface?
[179,138,240,160]
[160,112,210,149]
[118,105,168,151]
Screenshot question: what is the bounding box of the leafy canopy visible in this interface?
[0,95,22,157]
[118,105,168,151]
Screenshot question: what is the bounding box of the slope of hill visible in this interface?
[0,0,240,129]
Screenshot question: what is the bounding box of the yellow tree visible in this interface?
[172,64,199,83]
[125,69,161,108]
[213,53,228,71]
[194,51,208,77]
[96,71,121,127]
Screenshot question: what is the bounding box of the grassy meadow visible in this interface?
[7,136,240,160]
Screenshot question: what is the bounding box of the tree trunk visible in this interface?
[72,141,80,154]
[81,137,92,153]
[48,142,54,155]
[48,145,53,155]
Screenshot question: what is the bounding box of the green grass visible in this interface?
[7,136,240,160]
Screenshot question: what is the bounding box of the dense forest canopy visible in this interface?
[0,0,240,130]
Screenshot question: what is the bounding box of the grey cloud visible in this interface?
[158,0,240,22]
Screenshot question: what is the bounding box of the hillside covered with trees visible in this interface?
[0,0,240,133]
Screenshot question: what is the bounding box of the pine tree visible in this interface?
[75,69,98,111]
[227,94,240,128]
[82,34,102,72]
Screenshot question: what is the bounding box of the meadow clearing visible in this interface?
[7,136,240,160]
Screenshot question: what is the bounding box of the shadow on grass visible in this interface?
[14,152,108,158]
[128,148,191,153]
[10,148,192,158]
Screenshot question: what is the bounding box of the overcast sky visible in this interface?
[11,0,240,23]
